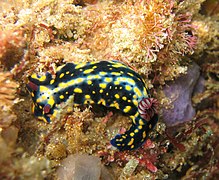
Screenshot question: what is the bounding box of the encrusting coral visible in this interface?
[0,0,218,179]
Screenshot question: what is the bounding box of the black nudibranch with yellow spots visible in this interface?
[27,60,158,151]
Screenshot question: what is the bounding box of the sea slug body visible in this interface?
[27,60,158,151]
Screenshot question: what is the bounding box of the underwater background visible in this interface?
[0,0,218,179]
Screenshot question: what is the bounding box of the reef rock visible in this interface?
[162,63,201,126]
[57,153,114,180]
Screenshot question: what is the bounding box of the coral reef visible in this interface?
[0,0,218,179]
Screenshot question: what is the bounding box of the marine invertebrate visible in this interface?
[27,60,158,151]
[162,62,201,126]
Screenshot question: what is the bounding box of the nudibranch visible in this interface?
[27,60,158,151]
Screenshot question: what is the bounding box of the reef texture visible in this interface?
[0,0,218,179]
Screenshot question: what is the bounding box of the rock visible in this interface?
[57,154,114,180]
[162,63,200,126]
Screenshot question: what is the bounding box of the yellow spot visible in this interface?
[31,104,35,113]
[125,85,132,91]
[75,62,86,69]
[110,102,119,109]
[128,100,131,103]
[38,116,47,123]
[112,63,126,68]
[56,64,65,72]
[94,75,101,79]
[99,72,107,76]
[114,94,120,99]
[117,144,121,146]
[92,91,96,94]
[99,83,107,89]
[59,73,64,78]
[84,68,94,74]
[92,65,97,69]
[99,89,103,93]
[134,87,142,97]
[87,80,92,85]
[130,132,135,137]
[106,92,109,96]
[67,106,73,113]
[138,125,143,129]
[127,72,134,77]
[119,86,122,89]
[66,71,70,75]
[98,99,106,106]
[85,95,90,99]
[71,73,74,76]
[122,135,126,139]
[133,100,138,106]
[149,124,152,129]
[109,86,112,89]
[143,87,148,96]
[48,98,55,106]
[75,78,83,84]
[131,145,135,149]
[66,91,69,95]
[74,88,82,93]
[58,82,68,88]
[130,115,136,124]
[128,138,134,146]
[31,92,34,97]
[126,78,135,85]
[50,79,55,85]
[104,77,112,83]
[134,129,139,133]
[50,110,58,121]
[60,95,64,99]
[114,81,119,85]
[133,95,137,99]
[39,105,43,109]
[139,119,145,125]
[39,86,49,92]
[41,95,47,100]
[31,73,37,79]
[122,96,127,101]
[143,131,147,138]
[111,72,121,76]
[134,112,139,117]
[38,75,47,82]
[124,106,131,113]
